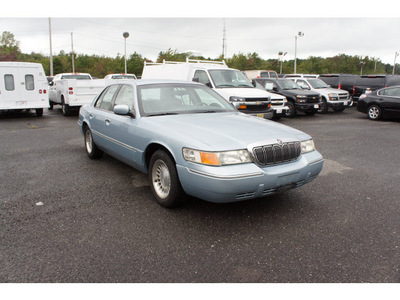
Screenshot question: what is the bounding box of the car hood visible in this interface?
[140,112,311,151]
[314,87,348,94]
[214,87,271,100]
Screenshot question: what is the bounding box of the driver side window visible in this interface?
[193,70,211,86]
[297,80,309,89]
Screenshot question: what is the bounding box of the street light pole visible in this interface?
[393,52,399,75]
[123,32,129,74]
[279,51,287,74]
[294,32,304,74]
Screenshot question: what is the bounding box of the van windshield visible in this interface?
[209,70,253,88]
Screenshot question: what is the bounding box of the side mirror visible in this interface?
[192,77,200,83]
[273,86,279,92]
[49,81,54,86]
[114,104,135,118]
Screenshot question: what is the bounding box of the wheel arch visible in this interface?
[144,143,177,172]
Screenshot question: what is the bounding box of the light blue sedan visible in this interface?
[78,80,323,208]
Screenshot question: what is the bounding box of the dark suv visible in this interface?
[353,75,400,101]
[254,78,322,117]
[319,74,358,96]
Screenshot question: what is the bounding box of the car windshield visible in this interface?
[209,69,253,88]
[278,80,302,90]
[61,74,91,80]
[308,79,330,89]
[138,84,235,116]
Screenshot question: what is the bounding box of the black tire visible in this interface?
[149,150,185,208]
[333,107,345,113]
[84,126,103,159]
[318,98,328,113]
[62,97,71,116]
[49,101,54,110]
[367,105,382,120]
[36,108,43,117]
[284,102,296,118]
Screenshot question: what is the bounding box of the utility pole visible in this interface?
[48,18,53,76]
[71,32,75,73]
[393,52,399,75]
[222,19,227,59]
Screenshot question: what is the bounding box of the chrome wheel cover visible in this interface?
[85,130,93,154]
[152,159,171,199]
[368,107,379,119]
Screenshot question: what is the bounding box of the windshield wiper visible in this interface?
[146,112,179,117]
[216,84,236,88]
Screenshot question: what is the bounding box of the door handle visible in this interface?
[105,119,111,126]
[89,114,93,119]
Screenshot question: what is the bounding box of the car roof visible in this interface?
[125,79,204,87]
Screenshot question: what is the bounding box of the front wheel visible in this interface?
[367,105,382,120]
[284,102,296,118]
[84,126,103,159]
[149,150,185,208]
[318,98,328,113]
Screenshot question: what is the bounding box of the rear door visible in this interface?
[0,67,21,107]
[18,67,38,103]
[379,87,400,116]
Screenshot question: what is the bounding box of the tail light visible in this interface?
[43,89,47,94]
[39,90,42,94]
[352,86,355,95]
[69,87,73,95]
[338,84,342,89]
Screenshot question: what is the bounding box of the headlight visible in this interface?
[229,96,246,102]
[183,148,252,166]
[301,139,315,153]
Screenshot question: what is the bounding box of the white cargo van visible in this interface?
[142,58,281,119]
[244,70,278,80]
[0,62,49,117]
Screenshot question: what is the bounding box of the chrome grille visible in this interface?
[252,141,301,166]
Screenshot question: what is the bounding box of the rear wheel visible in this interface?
[49,101,54,110]
[84,126,103,159]
[367,105,382,120]
[36,108,43,117]
[149,150,185,208]
[62,98,71,116]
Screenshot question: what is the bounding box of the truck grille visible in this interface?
[252,141,301,166]
[306,96,320,103]
[338,93,348,100]
[244,98,270,102]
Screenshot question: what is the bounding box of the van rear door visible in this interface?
[0,66,22,108]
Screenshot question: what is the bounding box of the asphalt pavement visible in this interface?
[1,106,399,283]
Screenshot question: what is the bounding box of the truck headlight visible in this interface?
[328,93,338,100]
[296,95,307,103]
[229,96,246,102]
[301,139,315,153]
[183,148,252,166]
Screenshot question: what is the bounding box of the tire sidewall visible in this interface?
[149,150,184,208]
[368,105,382,120]
[284,102,295,118]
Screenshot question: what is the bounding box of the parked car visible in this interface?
[318,74,358,104]
[244,70,279,80]
[254,78,321,117]
[289,77,351,113]
[0,62,49,117]
[353,75,400,102]
[142,58,276,119]
[104,74,137,80]
[357,85,400,120]
[78,80,324,208]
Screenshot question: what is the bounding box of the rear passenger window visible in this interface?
[4,74,15,91]
[25,75,34,90]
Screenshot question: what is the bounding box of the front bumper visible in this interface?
[176,150,324,203]
[294,102,322,111]
[327,100,351,107]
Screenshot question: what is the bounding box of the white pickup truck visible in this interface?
[49,73,112,116]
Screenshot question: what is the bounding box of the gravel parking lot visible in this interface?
[1,107,399,283]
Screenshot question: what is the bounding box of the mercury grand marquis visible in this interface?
[78,80,324,208]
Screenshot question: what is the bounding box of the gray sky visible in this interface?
[2,1,400,65]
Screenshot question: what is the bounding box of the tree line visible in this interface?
[1,31,399,78]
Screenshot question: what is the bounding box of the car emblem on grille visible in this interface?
[256,101,262,105]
